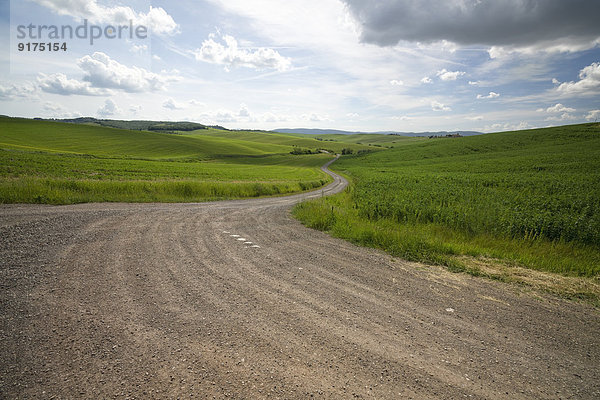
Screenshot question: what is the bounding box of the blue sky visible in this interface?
[1,0,599,132]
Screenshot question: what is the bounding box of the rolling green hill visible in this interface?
[0,116,335,203]
[313,133,422,148]
[0,117,291,160]
[177,128,376,154]
[0,117,374,160]
[294,123,600,295]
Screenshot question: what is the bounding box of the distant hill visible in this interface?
[273,128,484,137]
[39,117,219,132]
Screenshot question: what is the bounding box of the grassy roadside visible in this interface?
[294,123,600,305]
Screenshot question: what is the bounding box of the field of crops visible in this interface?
[0,117,336,203]
[294,123,600,280]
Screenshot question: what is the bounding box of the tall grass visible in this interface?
[1,177,326,204]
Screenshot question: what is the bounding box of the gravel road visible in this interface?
[1,157,599,399]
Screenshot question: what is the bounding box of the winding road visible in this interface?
[1,157,599,399]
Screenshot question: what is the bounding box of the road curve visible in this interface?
[1,157,599,399]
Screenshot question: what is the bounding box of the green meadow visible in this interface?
[294,123,600,295]
[175,128,378,154]
[314,133,423,148]
[0,116,364,204]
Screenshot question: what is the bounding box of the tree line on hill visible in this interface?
[35,117,229,133]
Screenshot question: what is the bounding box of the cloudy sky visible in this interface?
[1,0,599,132]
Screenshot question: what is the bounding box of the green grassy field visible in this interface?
[294,123,600,288]
[0,118,296,159]
[177,128,376,153]
[314,133,423,148]
[0,116,333,203]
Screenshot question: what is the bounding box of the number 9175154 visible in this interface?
[17,42,67,52]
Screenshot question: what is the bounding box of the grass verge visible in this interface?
[293,193,600,306]
[1,176,327,204]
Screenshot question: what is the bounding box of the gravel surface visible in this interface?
[1,158,599,399]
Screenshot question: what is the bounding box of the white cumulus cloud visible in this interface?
[436,69,465,81]
[162,98,185,110]
[198,106,290,126]
[389,79,404,86]
[545,103,576,113]
[545,113,576,122]
[431,100,451,111]
[130,44,148,54]
[238,103,251,117]
[484,121,531,132]
[193,34,292,72]
[477,92,500,99]
[585,110,600,121]
[37,72,107,96]
[557,62,600,96]
[421,76,432,84]
[42,102,81,118]
[0,81,38,100]
[540,103,576,121]
[301,112,332,122]
[32,0,179,35]
[188,99,205,107]
[97,99,120,117]
[78,52,175,92]
[37,53,175,96]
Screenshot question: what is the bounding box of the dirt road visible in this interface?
[1,158,599,399]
